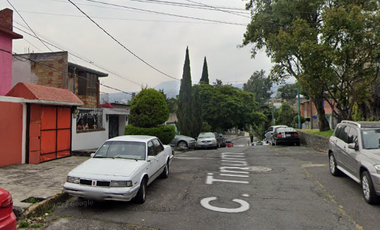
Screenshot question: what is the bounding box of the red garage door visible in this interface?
[39,106,71,162]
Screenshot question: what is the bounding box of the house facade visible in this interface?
[0,8,22,96]
[12,51,108,108]
[300,99,338,129]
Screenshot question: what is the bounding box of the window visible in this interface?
[77,72,97,97]
[347,128,358,144]
[362,129,380,149]
[153,139,164,153]
[148,141,156,156]
[94,141,146,160]
[336,125,350,143]
[76,108,103,131]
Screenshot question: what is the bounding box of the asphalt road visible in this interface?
[41,137,380,230]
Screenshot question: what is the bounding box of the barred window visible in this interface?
[76,108,103,131]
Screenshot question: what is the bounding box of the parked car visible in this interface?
[328,120,380,204]
[169,135,196,149]
[195,132,218,149]
[64,135,173,204]
[226,141,234,148]
[0,188,16,230]
[264,125,288,144]
[271,127,300,146]
[214,132,226,147]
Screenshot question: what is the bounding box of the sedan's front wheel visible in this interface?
[361,171,380,204]
[177,141,188,149]
[134,178,147,204]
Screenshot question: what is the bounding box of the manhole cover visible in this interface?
[247,166,272,172]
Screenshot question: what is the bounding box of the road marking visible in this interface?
[302,164,327,168]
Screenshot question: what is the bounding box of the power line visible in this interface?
[68,0,180,81]
[6,0,53,52]
[83,0,247,26]
[0,47,132,95]
[12,22,142,87]
[183,0,250,18]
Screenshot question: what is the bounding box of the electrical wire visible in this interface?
[0,47,132,95]
[183,0,250,18]
[83,0,247,26]
[68,0,180,81]
[12,22,143,87]
[6,0,53,52]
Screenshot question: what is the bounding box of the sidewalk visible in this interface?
[0,156,89,218]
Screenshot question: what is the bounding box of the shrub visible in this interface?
[125,125,175,144]
[129,88,169,128]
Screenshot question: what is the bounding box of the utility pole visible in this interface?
[297,84,301,129]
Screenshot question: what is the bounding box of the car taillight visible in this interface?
[276,134,282,138]
[1,195,13,208]
[293,133,299,137]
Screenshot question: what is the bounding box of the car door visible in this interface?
[343,127,360,177]
[334,125,351,172]
[152,138,166,169]
[147,141,160,181]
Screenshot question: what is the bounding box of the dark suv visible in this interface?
[328,120,380,204]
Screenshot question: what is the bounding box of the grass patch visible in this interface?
[18,221,30,228]
[299,129,334,137]
[31,223,45,228]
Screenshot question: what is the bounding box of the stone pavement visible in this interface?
[0,156,89,218]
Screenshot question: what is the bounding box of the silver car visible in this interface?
[328,120,380,204]
[264,125,288,144]
[169,135,196,149]
[195,132,218,149]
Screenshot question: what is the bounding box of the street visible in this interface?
[41,136,380,230]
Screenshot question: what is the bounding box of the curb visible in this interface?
[17,192,71,220]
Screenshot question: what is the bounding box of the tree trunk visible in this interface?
[312,95,330,131]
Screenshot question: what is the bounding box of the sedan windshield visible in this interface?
[361,129,380,149]
[94,141,146,160]
[198,133,214,138]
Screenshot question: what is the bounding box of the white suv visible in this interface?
[328,120,380,204]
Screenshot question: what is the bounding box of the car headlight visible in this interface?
[374,164,380,173]
[110,180,133,187]
[67,176,80,184]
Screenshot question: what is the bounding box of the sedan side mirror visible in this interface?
[90,153,95,158]
[347,143,358,150]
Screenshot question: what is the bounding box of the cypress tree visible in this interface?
[199,57,209,84]
[177,47,193,136]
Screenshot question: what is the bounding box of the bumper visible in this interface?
[275,138,300,145]
[63,182,140,202]
[371,173,380,195]
[196,143,217,148]
[0,212,17,230]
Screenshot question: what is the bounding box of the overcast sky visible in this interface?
[1,0,274,94]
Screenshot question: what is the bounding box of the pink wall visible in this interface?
[0,32,13,96]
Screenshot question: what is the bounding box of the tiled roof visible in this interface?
[6,82,84,105]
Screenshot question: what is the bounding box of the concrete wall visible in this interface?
[0,32,13,95]
[71,109,128,151]
[299,131,329,153]
[0,98,26,167]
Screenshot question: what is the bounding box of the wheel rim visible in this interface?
[362,175,370,200]
[329,155,335,174]
[178,141,187,148]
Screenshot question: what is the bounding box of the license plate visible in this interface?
[286,134,291,137]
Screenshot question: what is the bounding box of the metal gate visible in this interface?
[29,105,71,163]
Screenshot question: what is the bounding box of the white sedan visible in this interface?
[63,135,173,203]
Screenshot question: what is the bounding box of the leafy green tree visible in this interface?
[199,57,209,84]
[192,85,203,137]
[276,102,296,127]
[277,83,298,100]
[195,84,259,131]
[129,88,169,128]
[243,0,380,129]
[243,70,273,104]
[177,47,194,136]
[213,79,223,86]
[159,89,178,113]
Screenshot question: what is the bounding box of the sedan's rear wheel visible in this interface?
[134,178,147,204]
[361,171,380,204]
[161,162,169,179]
[177,141,188,149]
[328,153,342,176]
